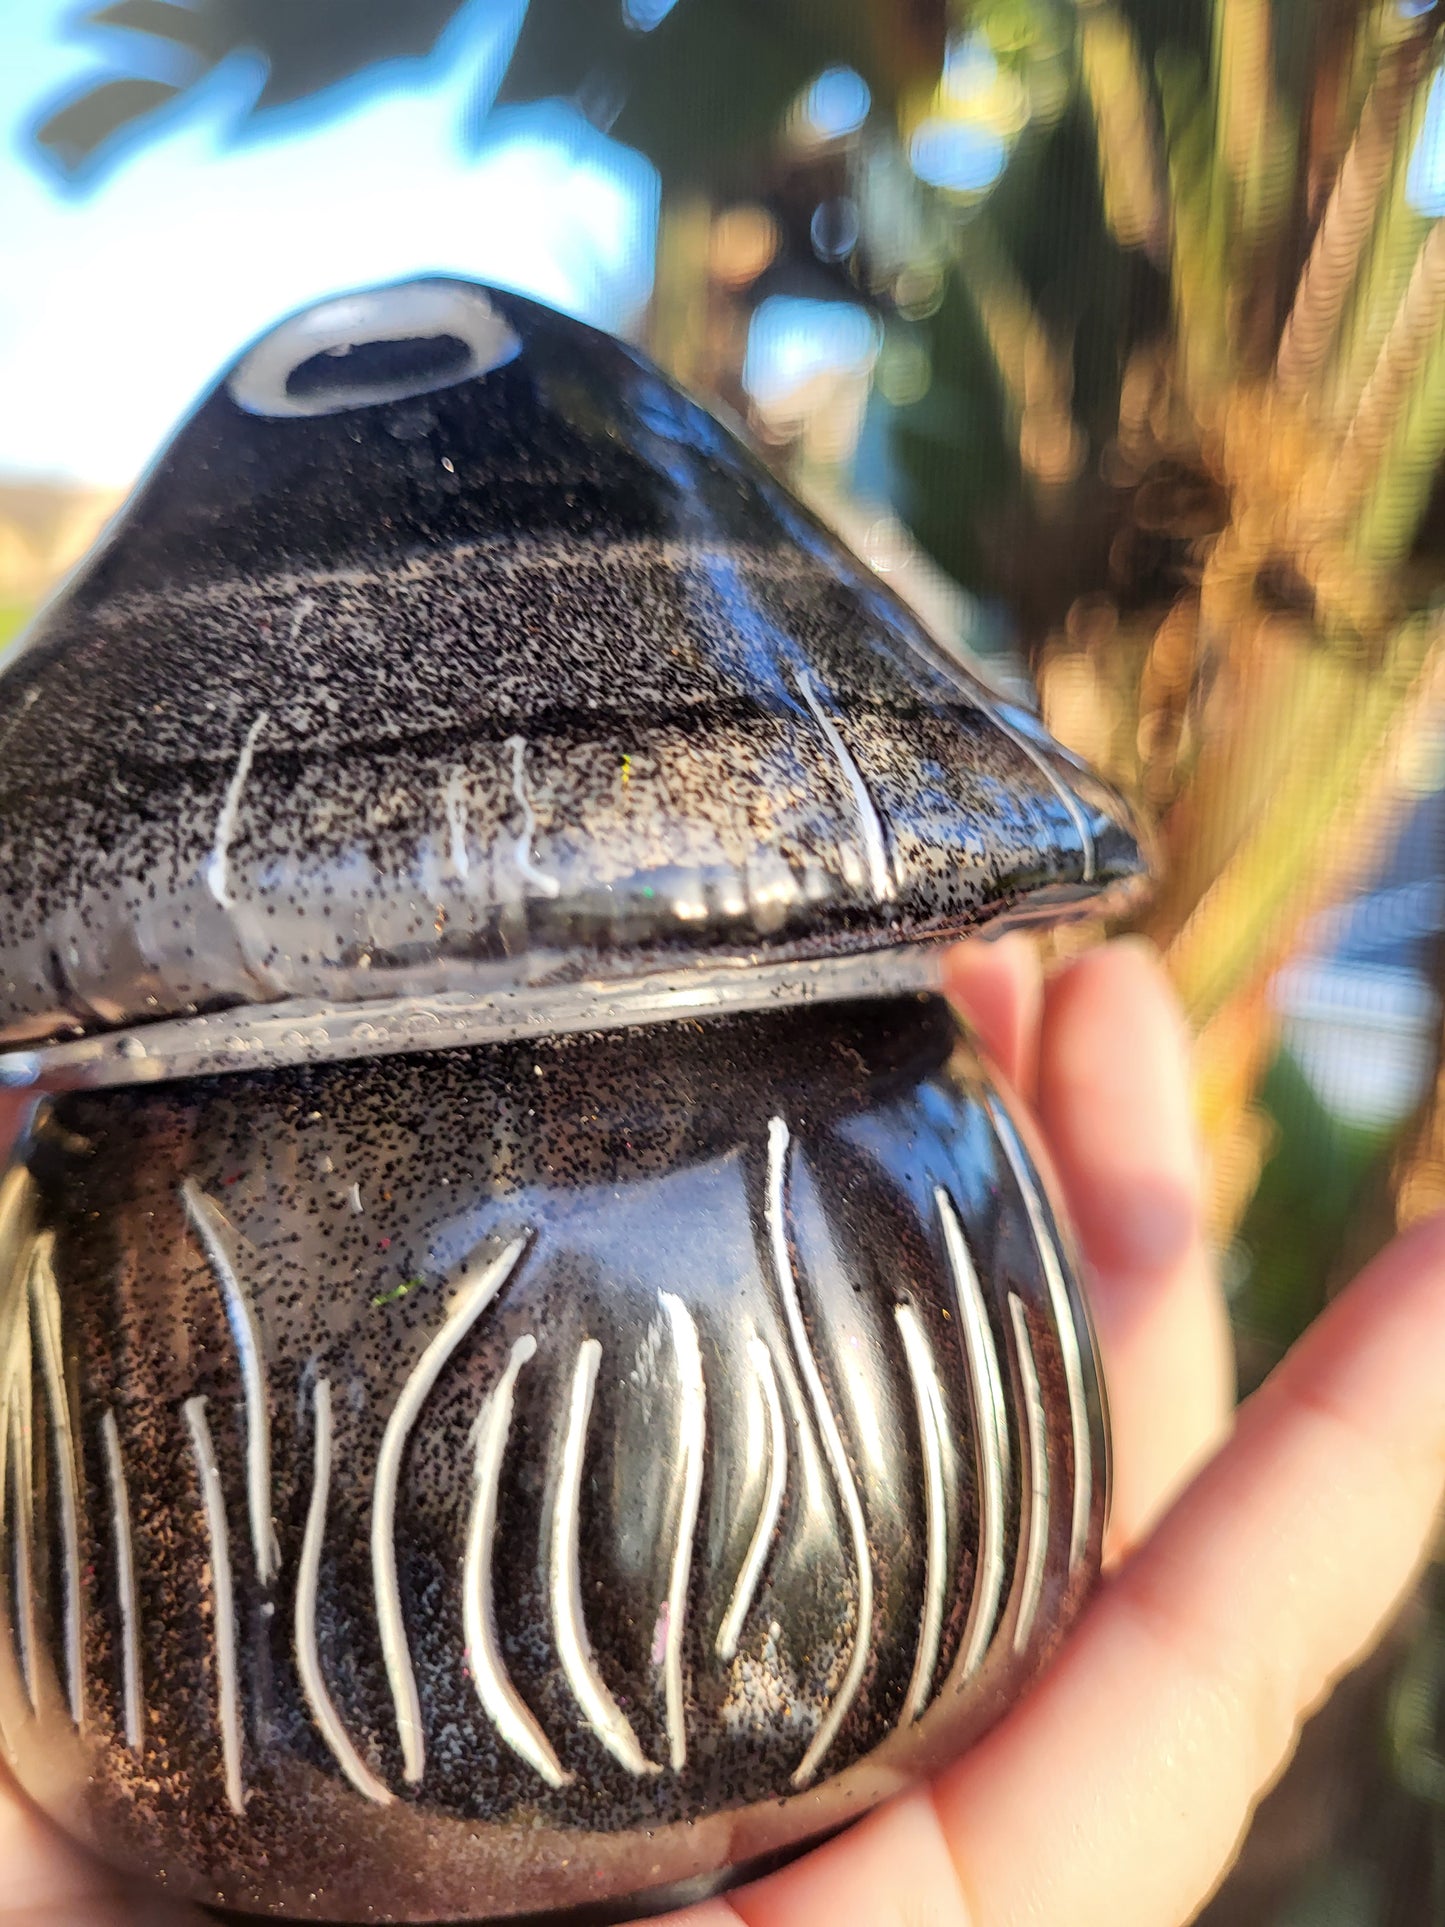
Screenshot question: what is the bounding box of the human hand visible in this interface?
[648,934,1445,1927]
[1,937,1443,1927]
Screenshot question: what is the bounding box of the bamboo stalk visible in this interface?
[1164,612,1445,1024]
[953,220,1078,462]
[647,193,716,391]
[1146,612,1321,938]
[1192,982,1281,1246]
[1277,20,1435,402]
[1074,2,1166,254]
[1159,56,1234,413]
[1352,242,1445,564]
[1328,217,1445,523]
[1319,52,1439,430]
[1214,0,1274,203]
[1341,0,1398,141]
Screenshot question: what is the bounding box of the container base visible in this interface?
[199,1827,842,1926]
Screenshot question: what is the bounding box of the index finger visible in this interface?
[660,1208,1445,1927]
[1035,940,1234,1550]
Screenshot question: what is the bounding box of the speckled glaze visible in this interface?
[0,278,1137,1071]
[0,278,1145,1922]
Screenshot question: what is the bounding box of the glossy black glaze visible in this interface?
[0,998,1105,1922]
[0,277,1141,1921]
[0,277,1141,1051]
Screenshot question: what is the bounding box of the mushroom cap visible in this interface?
[0,277,1145,1082]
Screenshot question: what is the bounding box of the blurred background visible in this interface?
[2,0,1444,1917]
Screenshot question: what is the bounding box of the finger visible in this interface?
[942,934,1043,1100]
[698,1208,1445,1927]
[1036,938,1233,1550]
[0,1089,31,1156]
[0,1769,199,1925]
[0,1096,203,1927]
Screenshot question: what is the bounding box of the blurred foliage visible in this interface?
[31,0,945,183]
[32,0,478,170]
[1229,1050,1384,1384]
[17,1,1445,1918]
[0,608,29,648]
[498,0,945,180]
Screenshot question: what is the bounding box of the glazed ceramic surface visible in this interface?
[1,998,1103,1921]
[0,277,1144,1922]
[0,279,1137,1082]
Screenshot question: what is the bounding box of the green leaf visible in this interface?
[32,76,185,172]
[240,0,477,111]
[31,0,486,175]
[87,0,222,60]
[496,0,937,184]
[31,0,940,186]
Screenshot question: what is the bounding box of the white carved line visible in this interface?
[297,1377,394,1806]
[464,1334,571,1789]
[182,1395,245,1815]
[0,1372,7,1708]
[180,1181,280,1587]
[1008,1296,1050,1655]
[506,735,561,899]
[715,1335,787,1664]
[100,1409,144,1753]
[4,1283,37,1711]
[552,1338,659,1777]
[373,1233,530,1786]
[990,709,1097,884]
[0,1170,35,1318]
[659,1293,705,1772]
[767,1116,873,1789]
[935,1187,1009,1681]
[795,669,893,902]
[29,1235,83,1726]
[894,1303,949,1724]
[443,769,472,881]
[6,1413,35,1713]
[0,1208,24,1707]
[205,710,269,910]
[987,1103,1091,1572]
[0,1365,12,1718]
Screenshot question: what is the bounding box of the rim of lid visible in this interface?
[227,280,523,420]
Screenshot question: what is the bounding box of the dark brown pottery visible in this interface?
[0,277,1146,1922]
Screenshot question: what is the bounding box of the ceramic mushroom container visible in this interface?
[0,277,1146,1924]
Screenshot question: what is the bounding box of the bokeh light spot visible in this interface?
[909,118,1008,196]
[802,66,871,142]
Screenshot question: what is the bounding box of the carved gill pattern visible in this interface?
[986,1100,1091,1573]
[935,1186,1010,1682]
[1008,1296,1051,1656]
[100,1409,144,1753]
[29,1234,83,1726]
[3,1274,37,1712]
[180,1181,280,1589]
[182,1394,245,1815]
[464,1334,571,1790]
[659,1292,706,1773]
[0,1175,34,1730]
[552,1338,660,1777]
[894,1302,949,1725]
[715,1332,787,1663]
[0,1088,1090,1814]
[297,1377,394,1806]
[373,1234,531,1785]
[766,1115,874,1790]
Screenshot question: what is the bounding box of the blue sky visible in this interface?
[0,1,661,486]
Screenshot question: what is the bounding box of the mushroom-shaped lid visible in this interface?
[0,277,1145,1088]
